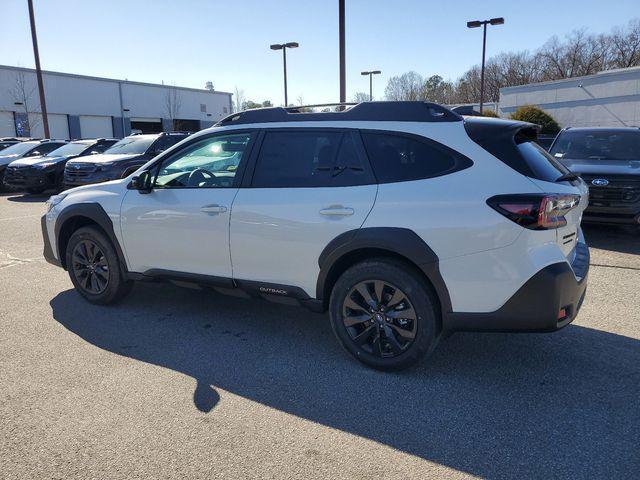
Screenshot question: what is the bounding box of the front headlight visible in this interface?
[34,161,58,169]
[45,193,67,213]
[96,162,115,171]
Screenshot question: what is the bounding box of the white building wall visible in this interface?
[499,67,640,128]
[0,65,232,138]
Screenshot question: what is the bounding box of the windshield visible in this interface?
[550,130,640,161]
[104,136,155,155]
[46,142,90,157]
[0,142,38,156]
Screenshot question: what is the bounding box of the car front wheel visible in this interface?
[329,258,440,371]
[65,226,133,305]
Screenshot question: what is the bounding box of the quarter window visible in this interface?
[361,132,472,183]
[154,133,253,188]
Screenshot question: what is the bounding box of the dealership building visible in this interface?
[0,65,233,139]
[499,66,640,128]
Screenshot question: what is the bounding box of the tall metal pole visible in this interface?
[27,0,50,138]
[283,47,288,106]
[479,23,487,114]
[339,0,346,104]
[369,74,372,101]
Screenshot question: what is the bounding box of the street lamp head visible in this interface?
[371,70,381,75]
[270,44,283,50]
[284,42,299,48]
[467,20,482,28]
[361,71,369,75]
[489,17,505,25]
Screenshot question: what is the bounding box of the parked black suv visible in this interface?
[550,127,640,225]
[64,132,190,188]
[4,138,117,193]
[0,139,67,190]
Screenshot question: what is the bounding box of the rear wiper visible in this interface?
[555,172,580,182]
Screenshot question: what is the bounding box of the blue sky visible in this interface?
[1,0,637,105]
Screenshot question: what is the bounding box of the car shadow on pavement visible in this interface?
[50,283,639,479]
[5,193,50,203]
[583,224,640,255]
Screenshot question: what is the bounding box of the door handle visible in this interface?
[319,205,354,216]
[200,204,227,214]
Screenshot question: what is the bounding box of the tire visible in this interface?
[329,258,440,371]
[27,187,46,194]
[65,226,133,305]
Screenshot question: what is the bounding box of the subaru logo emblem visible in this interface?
[591,178,609,186]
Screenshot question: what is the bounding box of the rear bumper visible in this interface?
[445,242,589,333]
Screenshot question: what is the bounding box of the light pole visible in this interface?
[360,70,381,101]
[27,0,50,138]
[270,42,298,106]
[339,0,346,104]
[467,17,504,114]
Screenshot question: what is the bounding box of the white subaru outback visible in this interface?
[42,102,589,370]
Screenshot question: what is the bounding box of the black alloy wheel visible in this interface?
[342,280,417,358]
[71,239,109,294]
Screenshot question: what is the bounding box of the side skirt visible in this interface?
[129,269,324,313]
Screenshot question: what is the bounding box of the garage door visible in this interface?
[130,117,162,134]
[30,114,70,140]
[0,111,15,137]
[79,115,113,139]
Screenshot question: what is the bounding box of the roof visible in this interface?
[0,64,233,97]
[500,65,640,93]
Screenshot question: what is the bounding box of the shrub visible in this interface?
[509,105,560,134]
[481,109,499,118]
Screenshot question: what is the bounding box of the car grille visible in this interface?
[580,174,640,206]
[4,165,35,182]
[64,163,97,182]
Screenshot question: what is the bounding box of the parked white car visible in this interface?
[42,102,590,370]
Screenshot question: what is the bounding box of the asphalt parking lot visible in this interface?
[1,192,638,480]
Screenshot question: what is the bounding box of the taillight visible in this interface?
[487,194,580,230]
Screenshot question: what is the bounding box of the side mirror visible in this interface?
[129,170,152,194]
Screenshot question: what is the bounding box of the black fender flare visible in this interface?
[316,227,452,314]
[54,202,128,272]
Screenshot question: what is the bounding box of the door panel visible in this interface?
[230,185,377,297]
[120,188,237,276]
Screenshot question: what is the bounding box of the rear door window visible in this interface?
[361,131,472,183]
[251,130,374,188]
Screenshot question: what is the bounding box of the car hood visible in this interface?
[9,155,68,167]
[70,153,142,164]
[0,153,23,167]
[560,158,640,176]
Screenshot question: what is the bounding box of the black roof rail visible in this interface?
[215,101,463,126]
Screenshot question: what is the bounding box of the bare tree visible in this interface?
[10,70,41,135]
[351,92,370,103]
[164,86,182,129]
[233,86,245,113]
[608,19,640,68]
[384,71,425,101]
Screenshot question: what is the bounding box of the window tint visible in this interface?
[252,130,375,188]
[252,131,341,188]
[154,132,253,188]
[331,132,375,186]
[153,135,184,154]
[516,137,569,181]
[361,132,469,183]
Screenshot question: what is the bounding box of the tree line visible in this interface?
[380,19,640,105]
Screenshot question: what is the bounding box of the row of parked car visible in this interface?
[0,132,190,193]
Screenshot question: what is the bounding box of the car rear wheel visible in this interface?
[65,226,133,305]
[329,258,439,370]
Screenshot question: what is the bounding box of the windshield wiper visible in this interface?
[555,172,580,182]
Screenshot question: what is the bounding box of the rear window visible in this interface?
[550,130,640,161]
[516,135,569,182]
[361,131,472,184]
[465,119,569,182]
